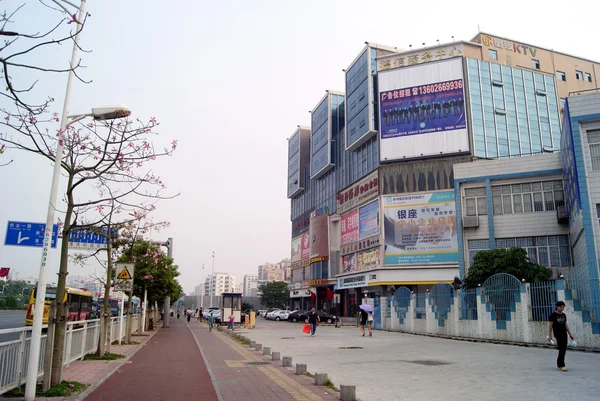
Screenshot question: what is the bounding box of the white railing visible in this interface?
[0,314,139,395]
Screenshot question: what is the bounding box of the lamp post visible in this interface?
[210,251,215,307]
[24,3,131,396]
[201,264,204,308]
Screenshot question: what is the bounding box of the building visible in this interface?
[242,274,257,297]
[194,284,204,297]
[204,273,236,298]
[286,32,600,317]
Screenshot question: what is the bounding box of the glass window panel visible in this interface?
[536,236,548,246]
[512,184,521,193]
[466,198,476,216]
[502,195,513,213]
[558,235,569,246]
[560,246,571,266]
[513,194,523,213]
[527,248,538,264]
[476,188,486,197]
[505,238,516,248]
[522,183,532,192]
[544,191,555,211]
[538,247,549,267]
[549,246,560,266]
[554,181,563,190]
[496,238,507,248]
[492,187,501,195]
[533,183,542,191]
[589,143,600,170]
[502,185,512,194]
[542,182,553,191]
[493,195,503,215]
[533,192,544,211]
[477,198,487,215]
[517,237,529,247]
[465,188,478,197]
[548,236,559,246]
[523,193,533,212]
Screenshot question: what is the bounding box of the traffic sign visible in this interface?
[114,263,134,292]
[4,221,58,248]
[68,227,118,251]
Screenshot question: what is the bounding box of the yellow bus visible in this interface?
[25,286,94,326]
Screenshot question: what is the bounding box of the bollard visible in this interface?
[271,352,280,361]
[282,356,292,367]
[263,346,271,356]
[340,385,357,401]
[255,343,262,352]
[314,373,328,386]
[295,363,307,375]
[249,340,256,347]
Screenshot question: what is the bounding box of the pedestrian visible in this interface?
[359,308,368,336]
[367,311,374,337]
[208,313,215,332]
[228,314,235,330]
[199,307,204,321]
[305,307,320,336]
[548,301,575,371]
[187,310,191,322]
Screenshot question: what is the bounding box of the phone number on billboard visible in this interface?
[417,80,463,95]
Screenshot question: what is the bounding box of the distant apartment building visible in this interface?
[204,273,236,297]
[243,274,258,296]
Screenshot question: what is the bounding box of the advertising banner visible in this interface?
[337,273,369,289]
[380,79,465,139]
[357,248,381,270]
[359,199,379,238]
[291,236,302,262]
[336,171,379,215]
[341,209,359,245]
[342,253,357,273]
[378,58,470,161]
[301,232,311,259]
[309,214,329,260]
[383,191,458,265]
[561,101,583,245]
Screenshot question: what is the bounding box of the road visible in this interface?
[241,318,600,401]
[0,310,27,342]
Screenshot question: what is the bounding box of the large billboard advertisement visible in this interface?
[301,232,311,259]
[378,57,469,161]
[309,214,329,261]
[359,199,379,238]
[341,209,359,245]
[336,170,379,215]
[383,191,458,265]
[560,101,583,245]
[291,236,302,262]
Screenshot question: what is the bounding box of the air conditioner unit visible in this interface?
[556,206,569,225]
[463,215,479,228]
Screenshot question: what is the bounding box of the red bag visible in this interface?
[302,323,311,334]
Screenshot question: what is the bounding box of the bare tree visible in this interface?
[1,111,179,384]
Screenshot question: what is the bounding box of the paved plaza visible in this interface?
[241,320,600,401]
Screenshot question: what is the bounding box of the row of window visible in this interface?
[556,70,593,83]
[468,235,572,268]
[464,180,564,216]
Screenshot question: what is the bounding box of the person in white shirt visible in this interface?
[367,311,374,337]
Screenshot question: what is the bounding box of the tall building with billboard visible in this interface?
[287,33,600,317]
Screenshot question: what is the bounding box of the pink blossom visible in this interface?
[67,13,77,24]
[171,140,178,150]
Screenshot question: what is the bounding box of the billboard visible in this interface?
[383,191,458,265]
[357,248,381,270]
[342,253,357,273]
[309,214,329,260]
[291,236,302,262]
[378,57,469,161]
[359,199,379,238]
[336,170,379,215]
[341,209,359,245]
[301,232,311,259]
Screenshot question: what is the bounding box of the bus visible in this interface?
[25,286,94,326]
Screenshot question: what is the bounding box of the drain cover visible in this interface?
[338,346,364,350]
[245,362,271,365]
[408,360,450,366]
[281,337,295,339]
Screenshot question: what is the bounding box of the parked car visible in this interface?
[203,306,219,319]
[257,309,267,317]
[296,310,338,324]
[265,309,281,320]
[268,310,293,321]
[264,308,280,318]
[287,310,308,322]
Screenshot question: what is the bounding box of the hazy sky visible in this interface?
[0,0,598,294]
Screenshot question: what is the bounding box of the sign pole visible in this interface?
[118,294,124,345]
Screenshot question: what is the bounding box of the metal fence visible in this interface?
[0,314,139,395]
[460,289,478,320]
[529,281,557,322]
[429,283,454,320]
[482,273,521,321]
[415,293,427,319]
[565,260,600,322]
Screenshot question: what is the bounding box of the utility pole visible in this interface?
[210,251,215,307]
[201,264,204,308]
[163,237,173,328]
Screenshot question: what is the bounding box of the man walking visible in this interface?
[228,314,235,331]
[306,307,320,337]
[548,301,575,371]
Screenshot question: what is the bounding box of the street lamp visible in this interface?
[25,3,132,398]
[210,251,215,307]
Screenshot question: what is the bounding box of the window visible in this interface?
[464,187,487,216]
[531,59,540,70]
[491,181,564,215]
[468,235,571,268]
[489,49,498,60]
[556,71,566,81]
[588,129,600,170]
[576,70,584,80]
[585,72,593,83]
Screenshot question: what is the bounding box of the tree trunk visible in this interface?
[125,291,133,342]
[97,233,115,356]
[50,185,74,387]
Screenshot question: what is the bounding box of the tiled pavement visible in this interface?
[187,320,341,401]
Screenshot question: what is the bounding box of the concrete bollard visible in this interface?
[314,373,328,386]
[295,363,307,375]
[263,346,271,356]
[249,340,256,347]
[340,385,357,401]
[282,356,292,367]
[271,352,280,361]
[255,344,262,352]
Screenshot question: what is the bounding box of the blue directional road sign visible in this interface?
[4,221,58,248]
[68,227,118,251]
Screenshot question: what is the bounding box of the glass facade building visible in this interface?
[467,58,561,159]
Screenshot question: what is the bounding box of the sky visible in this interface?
[0,0,599,295]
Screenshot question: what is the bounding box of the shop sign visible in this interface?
[336,171,379,215]
[310,256,328,264]
[337,274,369,289]
[341,234,380,256]
[303,279,328,287]
[290,289,312,298]
[378,44,464,71]
[480,35,537,56]
[291,259,310,269]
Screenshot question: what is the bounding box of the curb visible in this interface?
[377,329,600,353]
